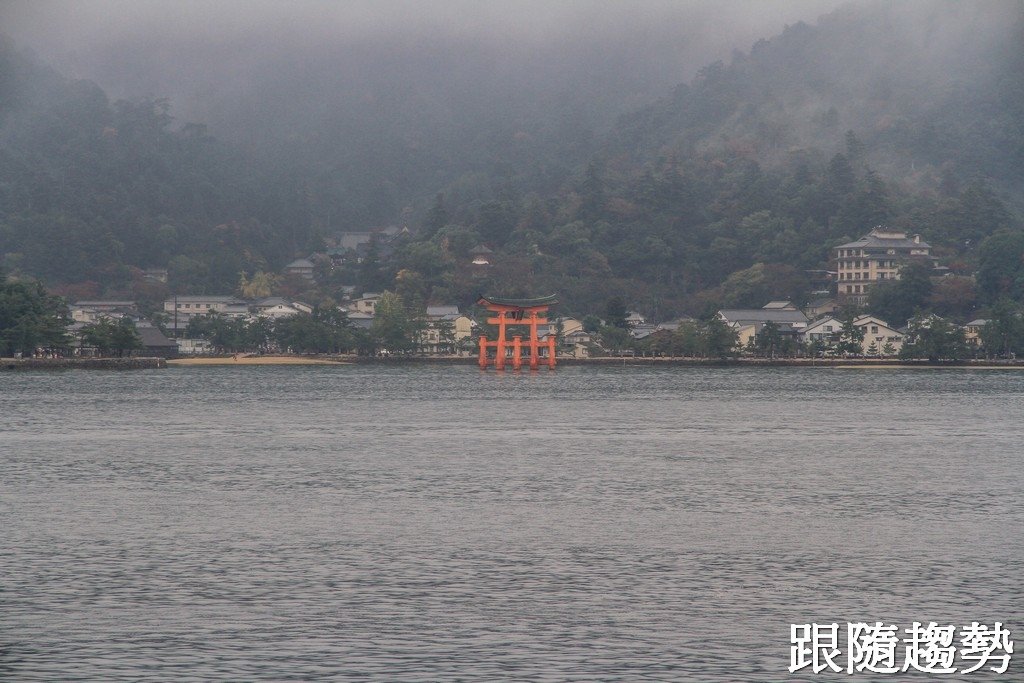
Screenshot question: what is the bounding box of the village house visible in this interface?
[252,297,311,319]
[801,314,904,355]
[327,227,406,265]
[761,300,797,310]
[70,300,140,324]
[801,317,842,345]
[717,305,809,348]
[346,311,374,330]
[559,329,595,358]
[834,227,934,305]
[134,324,179,358]
[163,296,249,321]
[143,268,168,283]
[963,319,989,349]
[420,305,474,354]
[469,244,493,266]
[629,323,658,340]
[857,315,905,355]
[283,258,315,281]
[626,311,646,326]
[335,231,375,252]
[803,296,839,320]
[535,317,584,339]
[347,293,381,315]
[556,317,584,337]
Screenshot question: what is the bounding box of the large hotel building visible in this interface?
[834,228,932,304]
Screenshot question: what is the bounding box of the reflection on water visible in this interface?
[1,366,1021,680]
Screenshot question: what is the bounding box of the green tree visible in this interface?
[868,260,934,325]
[434,319,456,354]
[581,314,603,333]
[836,311,866,356]
[928,276,977,319]
[579,159,607,221]
[358,238,390,293]
[977,231,1024,303]
[755,321,782,358]
[245,317,276,353]
[826,153,856,196]
[371,291,414,353]
[604,297,630,330]
[979,299,1024,358]
[900,316,968,361]
[0,281,70,356]
[672,321,702,357]
[80,318,142,357]
[720,263,809,308]
[421,193,449,240]
[274,308,354,354]
[238,271,281,299]
[110,319,144,357]
[701,318,739,358]
[598,325,631,355]
[845,130,865,162]
[476,201,517,245]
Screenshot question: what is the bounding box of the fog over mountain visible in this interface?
[4,1,845,137]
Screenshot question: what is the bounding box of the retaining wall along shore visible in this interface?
[1,357,167,371]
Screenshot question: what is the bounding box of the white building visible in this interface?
[347,294,381,315]
[801,314,904,355]
[164,296,249,320]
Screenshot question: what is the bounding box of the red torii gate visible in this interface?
[476,294,558,370]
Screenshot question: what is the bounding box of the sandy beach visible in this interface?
[167,355,350,366]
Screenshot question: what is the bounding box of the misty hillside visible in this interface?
[610,1,1024,202]
[1,1,1022,318]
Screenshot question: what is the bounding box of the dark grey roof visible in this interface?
[836,231,930,250]
[73,300,136,307]
[762,300,796,309]
[630,324,659,339]
[719,309,809,325]
[138,326,176,348]
[426,305,460,317]
[255,297,291,307]
[165,295,244,303]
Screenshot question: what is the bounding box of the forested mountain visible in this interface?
[611,1,1024,203]
[1,1,1022,319]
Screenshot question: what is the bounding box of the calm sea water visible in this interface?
[1,365,1021,681]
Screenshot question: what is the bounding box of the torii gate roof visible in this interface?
[477,294,558,309]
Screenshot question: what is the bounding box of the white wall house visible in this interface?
[801,315,903,355]
[164,296,249,320]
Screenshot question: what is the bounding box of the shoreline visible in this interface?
[167,355,351,366]
[5,355,1024,371]
[1,357,167,371]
